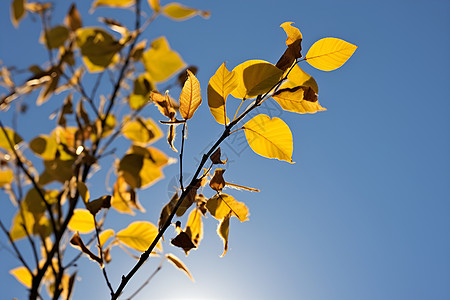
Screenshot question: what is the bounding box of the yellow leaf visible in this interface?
[92,0,134,9]
[10,266,32,288]
[10,209,34,241]
[116,221,161,252]
[40,25,69,49]
[75,27,123,72]
[185,208,203,247]
[272,86,326,114]
[122,117,163,145]
[305,37,357,71]
[206,193,249,222]
[162,3,209,21]
[179,70,202,120]
[112,175,142,214]
[129,73,154,110]
[0,126,23,152]
[0,169,13,187]
[217,213,230,257]
[67,209,95,234]
[207,62,237,125]
[148,0,160,12]
[230,60,283,99]
[242,114,294,163]
[11,0,26,27]
[166,253,194,281]
[142,36,185,82]
[29,135,58,160]
[39,158,76,185]
[280,22,302,46]
[98,229,115,247]
[280,64,318,93]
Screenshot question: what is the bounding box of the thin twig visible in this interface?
[93,216,114,295]
[0,219,32,273]
[126,257,165,300]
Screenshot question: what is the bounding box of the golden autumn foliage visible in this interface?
[0,1,357,298]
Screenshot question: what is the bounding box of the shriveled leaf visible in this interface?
[86,195,111,216]
[209,169,225,192]
[305,37,357,71]
[242,114,294,163]
[92,0,134,9]
[272,86,326,114]
[151,91,177,120]
[210,147,226,164]
[207,62,237,124]
[11,0,26,28]
[171,231,196,254]
[225,182,260,193]
[10,266,32,288]
[0,126,23,152]
[76,28,123,72]
[0,169,14,187]
[112,175,143,215]
[65,3,82,31]
[167,124,177,152]
[116,221,162,252]
[162,2,209,21]
[206,193,249,222]
[166,253,194,281]
[70,232,102,265]
[217,213,230,257]
[177,180,200,217]
[77,182,90,204]
[158,192,178,231]
[29,135,58,160]
[185,208,203,247]
[231,60,283,99]
[142,37,185,82]
[179,70,201,120]
[67,209,95,234]
[276,22,303,72]
[40,25,69,49]
[123,117,163,145]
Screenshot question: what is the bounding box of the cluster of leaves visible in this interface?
[1,0,356,299]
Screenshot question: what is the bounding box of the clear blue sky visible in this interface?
[1,0,449,299]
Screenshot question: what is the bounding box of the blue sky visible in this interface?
[1,0,449,299]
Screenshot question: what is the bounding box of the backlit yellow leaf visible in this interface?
[11,0,26,28]
[10,266,32,288]
[272,86,326,114]
[148,0,160,12]
[123,117,163,145]
[0,169,13,187]
[179,70,201,120]
[207,62,237,125]
[92,0,134,9]
[217,213,230,257]
[40,25,69,49]
[98,229,115,247]
[10,209,34,241]
[129,73,154,110]
[76,28,123,72]
[0,127,22,152]
[162,3,209,21]
[206,193,249,222]
[142,36,185,82]
[67,209,95,234]
[166,253,194,281]
[305,37,357,71]
[280,22,302,46]
[116,221,161,252]
[29,135,58,160]
[280,64,318,93]
[185,208,203,247]
[112,175,142,214]
[242,114,294,163]
[231,60,283,99]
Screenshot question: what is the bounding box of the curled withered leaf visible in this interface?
[86,195,111,216]
[196,194,208,215]
[209,169,226,192]
[159,192,178,231]
[171,231,196,255]
[151,91,176,120]
[274,86,318,102]
[166,253,194,281]
[276,22,303,72]
[167,124,177,152]
[225,182,260,192]
[218,212,231,257]
[65,3,82,31]
[210,147,227,164]
[70,232,103,266]
[98,17,128,37]
[176,180,201,217]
